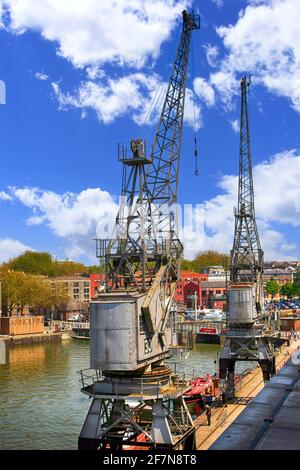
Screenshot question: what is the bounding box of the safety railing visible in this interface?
[78,368,103,393]
[49,321,90,332]
[77,368,192,399]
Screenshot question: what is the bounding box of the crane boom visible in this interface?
[97,10,200,295]
[79,11,201,450]
[147,10,200,255]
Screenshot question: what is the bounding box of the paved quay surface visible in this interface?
[195,339,300,450]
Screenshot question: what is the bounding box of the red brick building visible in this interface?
[89,270,228,310]
[174,271,208,308]
[201,281,227,310]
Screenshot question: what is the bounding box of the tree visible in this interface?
[31,280,68,319]
[5,251,89,276]
[181,250,230,273]
[265,279,279,299]
[280,282,297,300]
[0,267,69,317]
[0,267,26,315]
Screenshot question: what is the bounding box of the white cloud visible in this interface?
[0,1,203,126]
[0,191,11,201]
[0,238,33,263]
[194,77,215,107]
[52,75,202,128]
[11,186,119,260]
[215,0,300,112]
[211,0,223,7]
[203,44,219,68]
[0,1,5,28]
[86,66,105,81]
[35,72,49,81]
[52,73,161,125]
[209,70,239,109]
[229,119,239,133]
[3,0,189,69]
[184,88,202,130]
[197,149,300,260]
[5,150,300,262]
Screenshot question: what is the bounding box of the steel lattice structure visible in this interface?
[97,11,200,293]
[231,77,264,292]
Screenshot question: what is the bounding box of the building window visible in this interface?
[73,288,79,294]
[73,282,79,287]
[74,295,79,300]
[84,288,90,294]
[84,282,89,287]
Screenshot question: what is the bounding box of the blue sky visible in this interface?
[0,0,300,264]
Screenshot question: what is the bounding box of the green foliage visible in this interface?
[0,266,69,316]
[265,279,279,298]
[294,267,300,287]
[280,282,298,299]
[5,251,91,277]
[181,250,230,273]
[86,265,101,274]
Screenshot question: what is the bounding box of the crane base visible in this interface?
[78,369,195,450]
[219,328,276,397]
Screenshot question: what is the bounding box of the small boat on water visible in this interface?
[183,374,220,404]
[70,324,90,340]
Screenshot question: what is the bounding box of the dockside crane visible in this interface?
[219,77,276,397]
[79,10,200,450]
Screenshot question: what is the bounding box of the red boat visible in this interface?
[183,374,220,413]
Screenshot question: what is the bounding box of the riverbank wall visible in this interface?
[0,331,62,346]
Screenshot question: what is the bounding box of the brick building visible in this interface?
[174,271,208,308]
[263,268,295,300]
[201,281,227,310]
[50,276,91,303]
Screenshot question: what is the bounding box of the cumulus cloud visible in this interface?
[0,191,11,201]
[209,70,239,109]
[194,77,215,107]
[4,150,300,262]
[52,75,202,128]
[0,1,204,126]
[0,238,33,263]
[213,0,300,112]
[2,0,189,69]
[52,73,162,125]
[197,149,300,260]
[11,186,119,260]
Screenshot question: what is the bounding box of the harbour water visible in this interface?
[0,340,250,450]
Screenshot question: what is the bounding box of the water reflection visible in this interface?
[0,340,252,449]
[0,340,90,450]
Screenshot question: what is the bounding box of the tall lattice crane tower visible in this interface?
[231,76,264,309]
[79,10,200,450]
[219,77,276,397]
